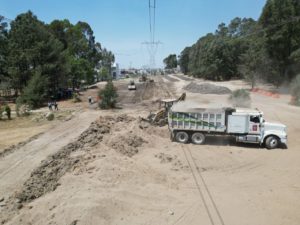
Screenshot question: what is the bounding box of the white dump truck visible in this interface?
[168,107,287,149]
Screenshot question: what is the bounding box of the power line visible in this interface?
[144,0,161,70]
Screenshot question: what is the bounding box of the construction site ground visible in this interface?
[0,75,300,225]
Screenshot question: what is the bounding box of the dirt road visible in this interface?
[1,76,300,225]
[0,110,100,199]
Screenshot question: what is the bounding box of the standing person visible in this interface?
[48,102,52,110]
[54,101,58,111]
[88,96,92,104]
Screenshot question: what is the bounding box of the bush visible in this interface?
[17,71,48,109]
[98,81,118,109]
[0,105,11,120]
[72,92,81,103]
[229,89,251,108]
[4,105,11,119]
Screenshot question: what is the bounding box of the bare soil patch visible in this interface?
[172,74,194,81]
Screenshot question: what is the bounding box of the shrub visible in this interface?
[98,81,118,109]
[17,71,48,109]
[229,89,251,108]
[4,105,11,119]
[72,92,81,103]
[0,105,11,120]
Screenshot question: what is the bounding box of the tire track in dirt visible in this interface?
[181,145,226,225]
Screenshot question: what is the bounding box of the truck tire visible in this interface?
[265,136,279,149]
[191,132,206,145]
[175,131,189,144]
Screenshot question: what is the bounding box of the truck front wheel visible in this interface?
[265,136,279,149]
[191,132,206,145]
[175,131,189,144]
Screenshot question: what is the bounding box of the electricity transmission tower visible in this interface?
[142,0,162,72]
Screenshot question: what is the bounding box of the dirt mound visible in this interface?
[109,134,146,157]
[15,120,110,203]
[184,82,232,94]
[100,114,135,124]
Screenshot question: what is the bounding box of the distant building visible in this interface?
[111,63,121,79]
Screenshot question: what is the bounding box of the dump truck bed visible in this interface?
[168,108,228,132]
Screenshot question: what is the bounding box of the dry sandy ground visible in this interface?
[0,75,300,225]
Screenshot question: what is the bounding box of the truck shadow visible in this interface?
[197,136,286,150]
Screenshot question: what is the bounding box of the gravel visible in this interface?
[184,82,232,94]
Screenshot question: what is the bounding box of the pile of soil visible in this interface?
[15,120,110,203]
[184,82,232,94]
[109,134,146,157]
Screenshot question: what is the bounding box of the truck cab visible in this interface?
[227,109,287,149]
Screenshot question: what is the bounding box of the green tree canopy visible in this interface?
[163,54,177,69]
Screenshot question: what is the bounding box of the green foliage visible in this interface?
[0,16,8,82]
[163,54,177,69]
[259,0,300,82]
[229,89,251,108]
[178,47,190,74]
[178,0,300,84]
[17,71,49,109]
[180,18,256,81]
[0,104,13,120]
[72,92,81,103]
[98,81,118,109]
[99,67,111,81]
[0,11,114,108]
[4,105,11,119]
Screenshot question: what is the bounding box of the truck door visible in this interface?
[249,115,261,134]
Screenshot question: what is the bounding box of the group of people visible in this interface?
[48,101,58,111]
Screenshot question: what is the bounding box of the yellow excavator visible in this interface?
[142,93,186,126]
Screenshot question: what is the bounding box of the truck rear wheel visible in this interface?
[265,136,279,149]
[191,132,206,145]
[175,131,189,144]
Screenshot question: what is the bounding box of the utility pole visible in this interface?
[142,0,161,74]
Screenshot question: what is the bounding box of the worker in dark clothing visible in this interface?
[54,101,58,110]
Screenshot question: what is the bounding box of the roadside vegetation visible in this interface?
[170,0,300,88]
[0,12,114,110]
[98,81,118,109]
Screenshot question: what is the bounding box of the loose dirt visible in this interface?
[1,75,300,225]
[184,82,232,94]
